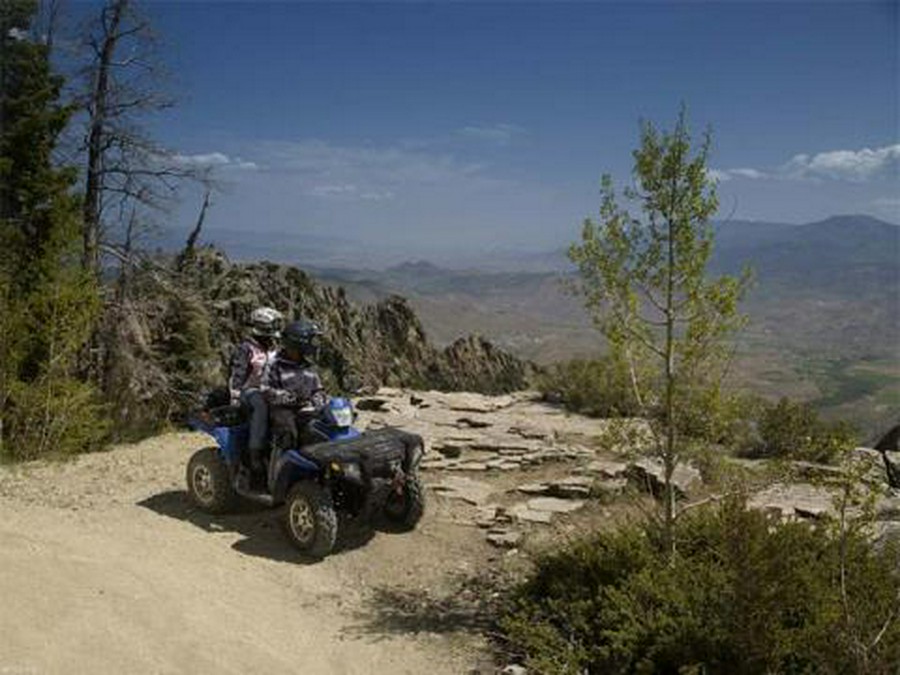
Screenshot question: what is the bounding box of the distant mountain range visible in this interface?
[306,215,899,434]
[159,213,897,431]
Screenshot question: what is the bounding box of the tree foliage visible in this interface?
[753,396,858,464]
[568,111,750,549]
[0,0,107,460]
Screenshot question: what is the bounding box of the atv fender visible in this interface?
[272,450,321,503]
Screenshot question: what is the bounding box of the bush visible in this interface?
[538,356,642,418]
[501,496,900,674]
[754,397,857,463]
[675,386,762,449]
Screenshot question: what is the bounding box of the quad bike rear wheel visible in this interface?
[186,447,237,514]
[383,473,426,531]
[282,482,338,558]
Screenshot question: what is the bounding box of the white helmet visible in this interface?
[249,307,283,338]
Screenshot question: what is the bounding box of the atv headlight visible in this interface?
[332,407,354,428]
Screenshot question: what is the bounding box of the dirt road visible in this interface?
[0,432,494,675]
[0,389,628,675]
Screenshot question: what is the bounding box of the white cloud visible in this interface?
[707,167,764,182]
[782,145,900,181]
[172,152,258,171]
[709,143,899,184]
[456,123,526,145]
[728,168,765,180]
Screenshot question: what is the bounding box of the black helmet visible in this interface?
[282,319,323,361]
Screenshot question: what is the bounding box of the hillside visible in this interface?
[101,250,529,436]
[308,215,899,433]
[3,387,898,673]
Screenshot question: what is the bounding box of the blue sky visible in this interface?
[84,1,900,262]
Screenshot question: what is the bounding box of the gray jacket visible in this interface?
[262,354,327,410]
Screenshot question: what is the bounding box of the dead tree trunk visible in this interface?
[82,0,127,276]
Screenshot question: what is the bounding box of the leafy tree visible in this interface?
[568,110,750,552]
[0,0,107,459]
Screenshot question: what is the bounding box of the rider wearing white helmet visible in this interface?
[229,306,283,474]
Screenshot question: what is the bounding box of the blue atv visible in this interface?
[186,397,426,558]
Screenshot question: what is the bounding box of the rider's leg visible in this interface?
[269,406,299,451]
[241,389,269,471]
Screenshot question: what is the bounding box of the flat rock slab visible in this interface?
[516,482,550,495]
[427,476,495,505]
[579,459,629,479]
[486,529,522,548]
[509,503,554,524]
[527,497,585,514]
[748,483,836,520]
[453,461,490,472]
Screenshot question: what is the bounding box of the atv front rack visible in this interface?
[298,427,423,478]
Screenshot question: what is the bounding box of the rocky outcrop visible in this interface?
[186,252,530,393]
[873,422,900,488]
[105,250,530,431]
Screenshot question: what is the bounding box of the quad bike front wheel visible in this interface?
[186,447,237,514]
[282,482,338,558]
[383,473,426,531]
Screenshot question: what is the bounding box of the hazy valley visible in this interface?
[291,215,898,435]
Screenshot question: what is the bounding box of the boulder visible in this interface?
[748,483,835,520]
[627,458,701,499]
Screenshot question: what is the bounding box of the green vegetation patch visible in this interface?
[501,497,900,674]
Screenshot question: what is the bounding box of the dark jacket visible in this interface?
[262,354,327,410]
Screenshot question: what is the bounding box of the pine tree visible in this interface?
[0,0,107,460]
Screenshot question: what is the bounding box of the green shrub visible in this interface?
[538,356,642,418]
[501,496,900,674]
[754,397,857,464]
[675,386,762,449]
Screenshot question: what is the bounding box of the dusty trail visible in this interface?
[0,432,489,675]
[0,389,630,675]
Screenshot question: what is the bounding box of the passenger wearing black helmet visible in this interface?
[229,306,283,474]
[263,318,328,450]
